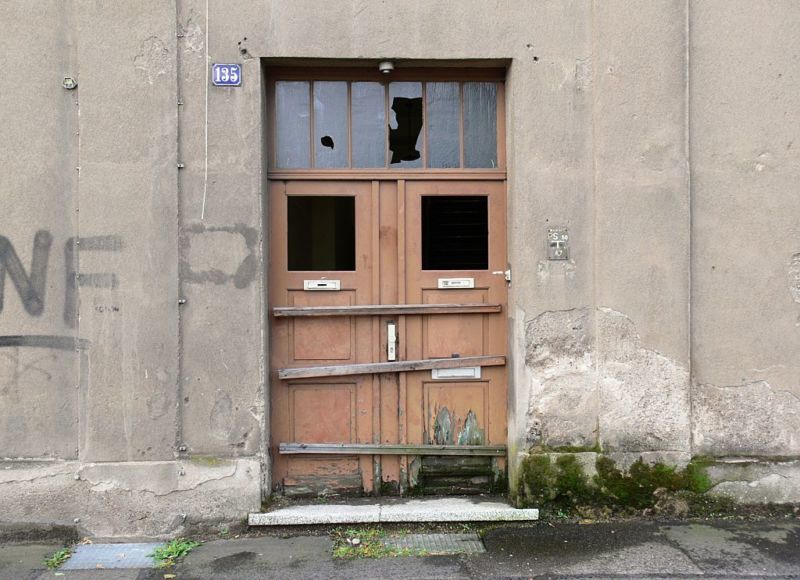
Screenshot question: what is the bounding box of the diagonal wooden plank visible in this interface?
[278,355,505,380]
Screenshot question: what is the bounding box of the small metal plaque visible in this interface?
[432,367,481,380]
[211,63,242,86]
[303,279,340,291]
[437,278,475,289]
[547,228,569,260]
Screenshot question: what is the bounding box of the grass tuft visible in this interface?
[331,527,427,559]
[43,548,72,570]
[150,538,201,569]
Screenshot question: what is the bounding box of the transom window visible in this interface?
[270,75,503,170]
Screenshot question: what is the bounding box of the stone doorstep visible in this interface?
[248,497,539,526]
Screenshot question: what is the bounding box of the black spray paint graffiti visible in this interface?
[0,231,52,316]
[0,230,123,329]
[64,235,123,327]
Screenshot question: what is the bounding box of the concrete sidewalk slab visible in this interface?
[0,542,61,579]
[248,496,539,526]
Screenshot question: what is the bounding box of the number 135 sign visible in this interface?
[212,64,242,87]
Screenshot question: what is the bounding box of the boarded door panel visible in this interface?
[404,181,508,456]
[269,180,375,494]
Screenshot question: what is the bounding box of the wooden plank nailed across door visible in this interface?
[273,303,502,317]
[280,443,507,456]
[278,355,506,380]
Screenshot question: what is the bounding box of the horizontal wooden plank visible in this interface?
[278,355,505,380]
[279,443,507,457]
[274,303,502,317]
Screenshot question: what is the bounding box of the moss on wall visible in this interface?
[517,452,728,516]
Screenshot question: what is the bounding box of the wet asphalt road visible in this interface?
[3,520,799,579]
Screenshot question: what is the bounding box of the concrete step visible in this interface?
[248,496,539,526]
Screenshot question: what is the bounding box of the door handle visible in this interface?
[387,321,397,362]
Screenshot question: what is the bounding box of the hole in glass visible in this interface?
[389,96,423,164]
[422,196,488,270]
[288,196,356,271]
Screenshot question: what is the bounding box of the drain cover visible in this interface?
[384,533,485,555]
[60,543,164,570]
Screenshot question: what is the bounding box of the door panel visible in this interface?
[270,180,375,494]
[404,181,508,452]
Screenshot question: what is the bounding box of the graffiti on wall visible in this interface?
[0,230,123,347]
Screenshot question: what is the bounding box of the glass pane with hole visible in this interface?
[351,82,386,168]
[275,81,311,168]
[288,196,356,271]
[426,82,460,168]
[422,196,488,270]
[388,82,423,168]
[314,81,349,168]
[463,82,498,168]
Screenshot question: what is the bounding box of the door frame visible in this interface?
[264,66,511,495]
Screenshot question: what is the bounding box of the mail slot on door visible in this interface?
[303,279,341,291]
[437,278,475,289]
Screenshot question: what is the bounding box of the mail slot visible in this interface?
[437,277,475,289]
[432,366,482,380]
[303,279,341,291]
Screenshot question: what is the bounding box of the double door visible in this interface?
[269,178,507,495]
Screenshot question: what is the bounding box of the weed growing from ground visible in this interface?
[43,548,72,570]
[151,538,201,568]
[331,527,427,559]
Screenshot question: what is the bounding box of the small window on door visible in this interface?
[422,196,488,270]
[287,196,356,271]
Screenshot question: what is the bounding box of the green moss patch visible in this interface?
[518,453,726,517]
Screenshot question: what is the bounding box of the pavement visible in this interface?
[3,519,799,579]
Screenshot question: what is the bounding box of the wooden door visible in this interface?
[267,69,508,496]
[269,178,507,495]
[402,180,508,492]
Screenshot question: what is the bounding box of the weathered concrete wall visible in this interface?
[689,0,800,462]
[2,0,800,536]
[0,2,80,459]
[176,0,266,466]
[0,0,263,536]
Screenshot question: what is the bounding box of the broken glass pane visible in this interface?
[351,82,386,168]
[314,81,348,168]
[463,82,498,168]
[275,81,310,168]
[388,82,423,168]
[426,82,460,168]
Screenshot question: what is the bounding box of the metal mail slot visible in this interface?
[432,366,482,380]
[303,279,341,291]
[437,278,475,289]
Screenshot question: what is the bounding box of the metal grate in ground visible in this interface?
[384,533,485,555]
[60,543,163,570]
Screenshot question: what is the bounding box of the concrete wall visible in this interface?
[1,0,799,536]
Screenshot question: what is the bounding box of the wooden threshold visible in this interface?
[274,303,502,317]
[279,443,507,457]
[278,355,505,380]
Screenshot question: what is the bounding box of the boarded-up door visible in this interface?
[267,70,508,495]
